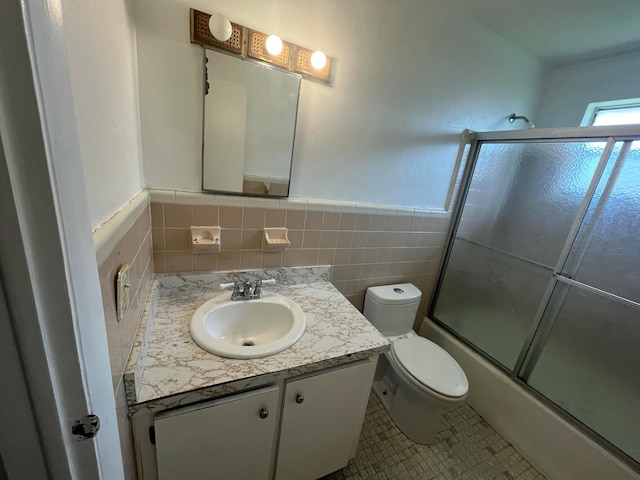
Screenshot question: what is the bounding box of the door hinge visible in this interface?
[71,414,100,441]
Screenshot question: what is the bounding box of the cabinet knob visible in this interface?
[259,408,269,419]
[295,394,304,404]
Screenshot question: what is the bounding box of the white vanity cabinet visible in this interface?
[154,386,279,480]
[275,359,376,480]
[142,356,378,480]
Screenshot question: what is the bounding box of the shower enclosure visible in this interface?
[430,125,640,469]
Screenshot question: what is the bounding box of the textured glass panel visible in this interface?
[435,140,606,369]
[527,287,640,462]
[567,141,640,303]
[433,240,551,369]
[460,141,607,267]
[457,143,519,246]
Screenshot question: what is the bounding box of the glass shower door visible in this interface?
[523,140,640,463]
[432,140,607,369]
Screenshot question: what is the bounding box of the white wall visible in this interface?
[136,0,547,210]
[537,51,640,128]
[62,0,144,229]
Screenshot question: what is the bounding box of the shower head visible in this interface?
[508,113,535,129]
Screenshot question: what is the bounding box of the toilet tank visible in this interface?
[363,283,422,336]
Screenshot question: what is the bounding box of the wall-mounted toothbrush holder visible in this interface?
[263,227,290,251]
[191,226,221,254]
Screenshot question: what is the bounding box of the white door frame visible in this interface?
[0,0,123,478]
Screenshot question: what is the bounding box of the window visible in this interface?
[581,98,640,126]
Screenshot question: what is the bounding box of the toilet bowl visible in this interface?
[364,284,469,444]
[381,334,468,443]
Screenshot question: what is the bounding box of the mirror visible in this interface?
[202,48,301,197]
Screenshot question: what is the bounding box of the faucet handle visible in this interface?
[252,278,275,297]
[220,281,241,297]
[253,279,263,297]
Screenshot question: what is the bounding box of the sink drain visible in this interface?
[242,340,255,347]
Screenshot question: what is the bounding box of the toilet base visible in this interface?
[372,379,393,411]
[392,382,444,444]
[373,377,444,444]
[373,353,465,445]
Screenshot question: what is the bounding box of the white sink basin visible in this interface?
[190,292,306,359]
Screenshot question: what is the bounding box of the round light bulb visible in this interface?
[310,50,327,69]
[209,13,232,42]
[265,35,283,56]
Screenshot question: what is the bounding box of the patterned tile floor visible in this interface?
[322,393,545,480]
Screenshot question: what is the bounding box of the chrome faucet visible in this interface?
[242,280,254,298]
[220,279,276,301]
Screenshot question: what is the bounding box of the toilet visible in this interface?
[364,283,469,444]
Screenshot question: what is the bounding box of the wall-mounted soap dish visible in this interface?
[191,226,221,254]
[263,227,290,251]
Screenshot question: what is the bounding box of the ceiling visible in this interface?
[437,0,640,67]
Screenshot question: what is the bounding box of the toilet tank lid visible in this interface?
[366,283,422,305]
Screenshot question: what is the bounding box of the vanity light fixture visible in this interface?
[248,30,291,67]
[208,13,232,42]
[191,9,243,54]
[190,8,334,84]
[265,35,283,56]
[310,51,327,70]
[293,47,332,83]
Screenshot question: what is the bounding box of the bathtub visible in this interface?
[419,318,639,480]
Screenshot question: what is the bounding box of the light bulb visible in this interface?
[209,13,232,42]
[265,35,283,55]
[310,51,327,69]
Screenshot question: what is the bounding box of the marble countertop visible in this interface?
[124,267,390,410]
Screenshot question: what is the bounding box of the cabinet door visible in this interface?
[154,386,279,480]
[276,357,377,480]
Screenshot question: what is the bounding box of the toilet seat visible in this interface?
[391,337,468,399]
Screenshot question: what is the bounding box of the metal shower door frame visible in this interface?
[429,124,640,467]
